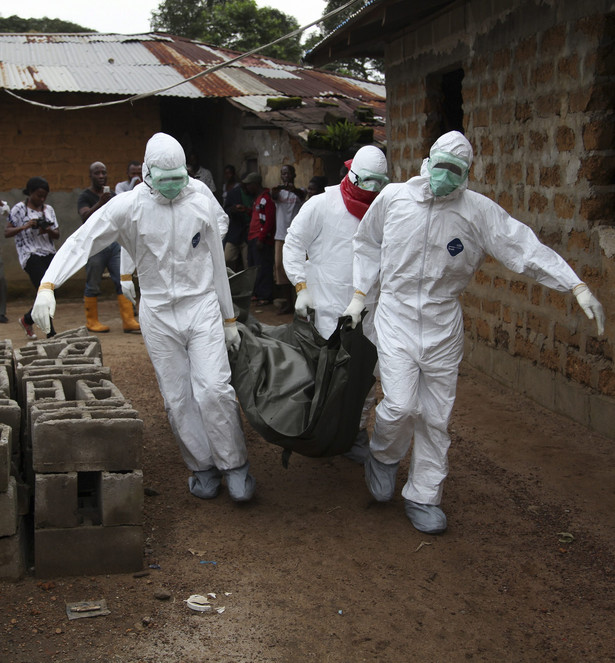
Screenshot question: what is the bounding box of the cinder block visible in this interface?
[0,399,23,460]
[0,365,11,399]
[58,341,102,361]
[0,477,18,537]
[0,517,27,581]
[13,345,47,368]
[35,525,143,577]
[35,472,79,529]
[20,365,112,402]
[100,470,143,526]
[32,410,143,472]
[75,379,126,403]
[0,424,11,493]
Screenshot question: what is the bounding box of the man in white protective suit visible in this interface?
[344,130,605,534]
[283,145,390,464]
[31,132,256,502]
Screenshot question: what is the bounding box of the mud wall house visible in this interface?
[0,32,386,296]
[306,0,615,436]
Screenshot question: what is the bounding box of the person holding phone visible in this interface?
[5,176,60,338]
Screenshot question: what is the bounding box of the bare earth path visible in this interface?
[0,296,613,663]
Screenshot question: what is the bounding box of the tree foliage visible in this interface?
[303,0,384,82]
[151,0,302,62]
[0,15,94,33]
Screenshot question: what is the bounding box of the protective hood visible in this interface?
[143,133,189,202]
[348,146,389,191]
[419,131,473,198]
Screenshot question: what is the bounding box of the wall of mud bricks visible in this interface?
[384,0,614,436]
[0,328,144,580]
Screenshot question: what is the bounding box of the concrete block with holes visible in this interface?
[0,477,18,537]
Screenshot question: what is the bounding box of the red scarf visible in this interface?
[339,160,378,220]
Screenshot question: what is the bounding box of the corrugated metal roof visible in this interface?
[0,32,386,144]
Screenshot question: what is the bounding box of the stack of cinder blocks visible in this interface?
[0,340,28,580]
[1,328,145,579]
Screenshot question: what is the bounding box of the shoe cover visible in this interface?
[364,452,399,502]
[403,499,447,534]
[188,467,222,499]
[344,428,370,464]
[223,462,256,502]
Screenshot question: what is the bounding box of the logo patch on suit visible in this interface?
[192,232,201,248]
[447,238,464,256]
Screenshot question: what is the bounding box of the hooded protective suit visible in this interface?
[32,133,249,484]
[353,130,595,508]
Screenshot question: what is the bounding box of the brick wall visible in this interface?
[385,0,614,435]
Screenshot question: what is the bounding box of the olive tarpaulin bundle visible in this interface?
[228,310,377,465]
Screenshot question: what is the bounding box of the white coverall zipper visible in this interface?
[417,198,434,357]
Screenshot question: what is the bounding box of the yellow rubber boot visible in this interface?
[84,296,110,333]
[117,294,141,334]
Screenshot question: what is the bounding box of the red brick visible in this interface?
[569,88,593,113]
[554,194,575,219]
[481,81,498,101]
[567,230,590,251]
[586,337,613,360]
[598,369,615,397]
[528,311,550,336]
[480,135,494,156]
[502,305,512,323]
[545,290,568,312]
[556,126,576,151]
[514,333,539,361]
[510,280,528,296]
[494,277,508,290]
[536,95,561,118]
[463,293,481,310]
[531,285,543,306]
[540,348,560,371]
[580,193,615,222]
[505,162,523,181]
[541,25,566,54]
[554,323,580,349]
[485,162,497,184]
[492,49,510,71]
[516,36,538,61]
[531,63,555,86]
[579,155,615,186]
[558,54,580,80]
[539,165,561,187]
[482,299,500,316]
[476,318,491,341]
[565,354,592,387]
[473,109,489,127]
[494,326,510,349]
[498,191,513,211]
[475,270,491,286]
[515,102,532,122]
[583,120,614,151]
[529,131,547,151]
[528,192,548,213]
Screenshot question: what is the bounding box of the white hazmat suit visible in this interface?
[32,133,255,501]
[347,131,604,533]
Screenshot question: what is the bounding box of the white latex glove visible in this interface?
[32,288,56,334]
[121,278,137,305]
[224,320,241,352]
[573,284,605,335]
[294,285,314,317]
[343,291,366,329]
[0,201,9,218]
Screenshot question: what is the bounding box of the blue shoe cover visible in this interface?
[403,499,447,534]
[223,462,256,502]
[188,467,222,499]
[364,452,399,502]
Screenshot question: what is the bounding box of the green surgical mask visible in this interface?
[427,151,468,197]
[150,165,189,199]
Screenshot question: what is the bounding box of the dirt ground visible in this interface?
[0,295,613,663]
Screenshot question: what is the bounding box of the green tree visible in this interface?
[0,15,94,32]
[303,0,384,82]
[151,0,302,62]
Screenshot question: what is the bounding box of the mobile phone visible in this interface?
[103,186,111,194]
